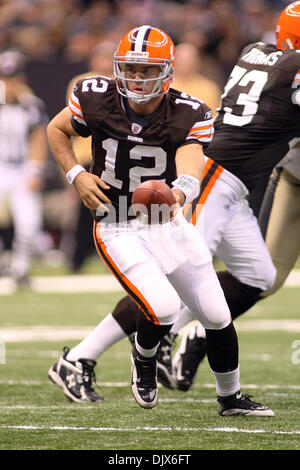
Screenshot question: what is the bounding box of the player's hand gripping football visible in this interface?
[172,189,185,206]
[73,172,111,212]
[170,189,185,220]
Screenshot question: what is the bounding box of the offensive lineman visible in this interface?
[47,25,273,416]
[166,1,300,390]
[171,1,300,390]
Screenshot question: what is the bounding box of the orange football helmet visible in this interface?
[276,1,300,50]
[114,25,175,103]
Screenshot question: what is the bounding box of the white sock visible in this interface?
[66,313,126,362]
[196,322,206,338]
[135,336,158,358]
[213,366,240,397]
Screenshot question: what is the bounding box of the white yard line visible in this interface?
[0,326,95,342]
[0,269,300,294]
[0,380,300,390]
[0,405,96,409]
[235,320,300,332]
[0,274,122,294]
[0,400,217,409]
[1,319,300,343]
[1,424,300,435]
[0,379,130,386]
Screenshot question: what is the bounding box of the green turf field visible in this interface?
[0,258,300,451]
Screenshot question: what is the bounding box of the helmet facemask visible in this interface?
[276,25,300,50]
[114,54,174,104]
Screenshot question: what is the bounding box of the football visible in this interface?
[131,179,176,224]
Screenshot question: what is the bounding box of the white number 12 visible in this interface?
[101,138,167,192]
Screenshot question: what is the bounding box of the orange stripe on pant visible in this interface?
[183,158,224,225]
[196,164,223,209]
[93,221,160,325]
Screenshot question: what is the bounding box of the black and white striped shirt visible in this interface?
[0,94,48,166]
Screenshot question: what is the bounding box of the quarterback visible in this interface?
[47,25,273,416]
[48,2,300,398]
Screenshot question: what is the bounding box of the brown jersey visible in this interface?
[68,77,214,221]
[205,42,300,213]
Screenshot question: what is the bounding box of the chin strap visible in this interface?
[286,38,295,49]
[126,90,152,104]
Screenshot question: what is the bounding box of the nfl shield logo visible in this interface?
[132,123,142,134]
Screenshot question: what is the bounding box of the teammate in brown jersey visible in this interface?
[171,1,300,390]
[206,37,300,217]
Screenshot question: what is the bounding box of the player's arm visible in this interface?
[47,106,111,211]
[171,101,214,206]
[172,143,205,206]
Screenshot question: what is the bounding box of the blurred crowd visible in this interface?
[0,0,293,281]
[0,0,288,96]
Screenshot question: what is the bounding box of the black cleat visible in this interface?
[173,325,206,391]
[218,391,274,416]
[131,345,158,409]
[48,347,104,403]
[157,333,177,389]
[129,332,177,389]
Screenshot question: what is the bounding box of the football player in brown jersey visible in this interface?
[47,25,273,416]
[49,2,300,400]
[171,0,300,391]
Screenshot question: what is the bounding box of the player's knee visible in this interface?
[193,280,231,330]
[201,309,231,330]
[153,291,181,325]
[260,261,277,292]
[260,268,285,298]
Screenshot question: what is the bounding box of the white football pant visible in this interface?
[94,212,231,329]
[0,163,42,279]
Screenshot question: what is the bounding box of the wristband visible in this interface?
[66,164,86,184]
[292,88,300,106]
[171,174,200,204]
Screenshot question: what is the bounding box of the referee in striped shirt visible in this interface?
[0,49,48,288]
